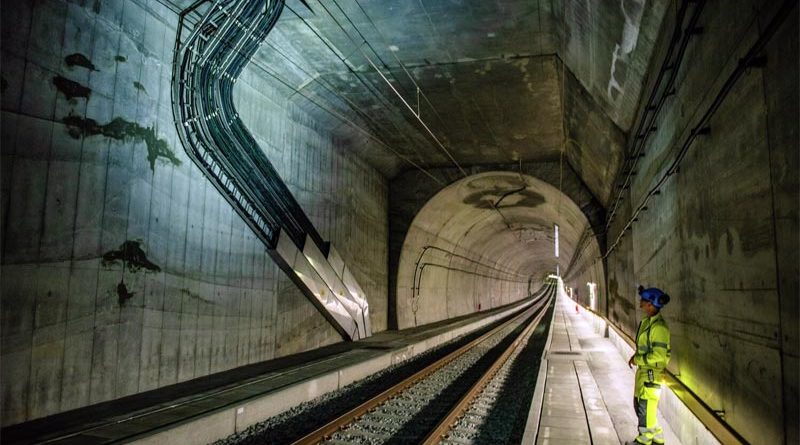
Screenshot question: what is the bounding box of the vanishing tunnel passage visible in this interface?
[396,171,603,329]
[0,0,797,444]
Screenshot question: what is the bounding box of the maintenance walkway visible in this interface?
[523,292,683,445]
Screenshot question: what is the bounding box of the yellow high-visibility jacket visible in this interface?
[633,312,671,397]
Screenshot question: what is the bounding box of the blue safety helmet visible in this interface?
[638,286,670,308]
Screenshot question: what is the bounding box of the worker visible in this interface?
[626,285,671,445]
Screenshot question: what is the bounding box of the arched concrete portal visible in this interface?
[396,171,601,329]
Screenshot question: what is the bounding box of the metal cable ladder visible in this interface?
[171,0,370,340]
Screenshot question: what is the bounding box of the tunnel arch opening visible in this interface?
[395,171,605,329]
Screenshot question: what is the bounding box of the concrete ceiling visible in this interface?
[248,0,669,205]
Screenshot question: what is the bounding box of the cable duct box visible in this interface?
[274,230,371,341]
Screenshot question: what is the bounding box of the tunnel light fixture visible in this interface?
[554,224,559,258]
[587,282,597,311]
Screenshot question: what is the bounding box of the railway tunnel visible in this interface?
[0,0,797,444]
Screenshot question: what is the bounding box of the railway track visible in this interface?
[282,285,555,445]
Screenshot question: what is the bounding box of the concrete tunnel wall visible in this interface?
[395,171,600,330]
[0,0,797,443]
[598,3,798,444]
[0,0,388,426]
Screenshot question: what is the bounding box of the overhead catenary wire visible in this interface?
[281,4,449,183]
[250,40,445,185]
[348,0,457,136]
[309,0,468,177]
[186,1,445,186]
[281,6,442,167]
[246,57,445,185]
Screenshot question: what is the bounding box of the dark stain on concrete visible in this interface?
[115,55,127,62]
[93,0,101,14]
[462,188,544,209]
[133,81,147,94]
[608,277,618,299]
[117,280,135,306]
[725,229,734,255]
[53,76,91,100]
[504,190,545,208]
[65,53,97,71]
[180,288,216,305]
[62,115,181,171]
[739,227,772,257]
[102,240,161,273]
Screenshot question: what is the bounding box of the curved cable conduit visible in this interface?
[171,0,370,340]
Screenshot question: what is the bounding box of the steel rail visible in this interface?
[290,286,553,445]
[421,293,552,444]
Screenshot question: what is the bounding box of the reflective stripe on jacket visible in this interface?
[633,312,670,370]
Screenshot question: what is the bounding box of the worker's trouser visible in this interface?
[633,382,665,444]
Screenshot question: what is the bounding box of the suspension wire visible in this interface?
[275,6,444,185]
[348,0,456,135]
[334,0,534,242]
[246,57,445,185]
[283,4,434,164]
[178,3,441,185]
[256,42,443,184]
[310,0,468,176]
[327,0,418,110]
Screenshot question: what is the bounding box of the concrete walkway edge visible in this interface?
[520,294,558,444]
[521,281,691,444]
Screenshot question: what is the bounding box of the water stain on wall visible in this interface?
[62,115,181,171]
[53,76,91,100]
[133,81,147,94]
[180,288,216,305]
[64,53,97,71]
[115,55,127,62]
[117,280,135,306]
[463,188,544,209]
[102,240,161,273]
